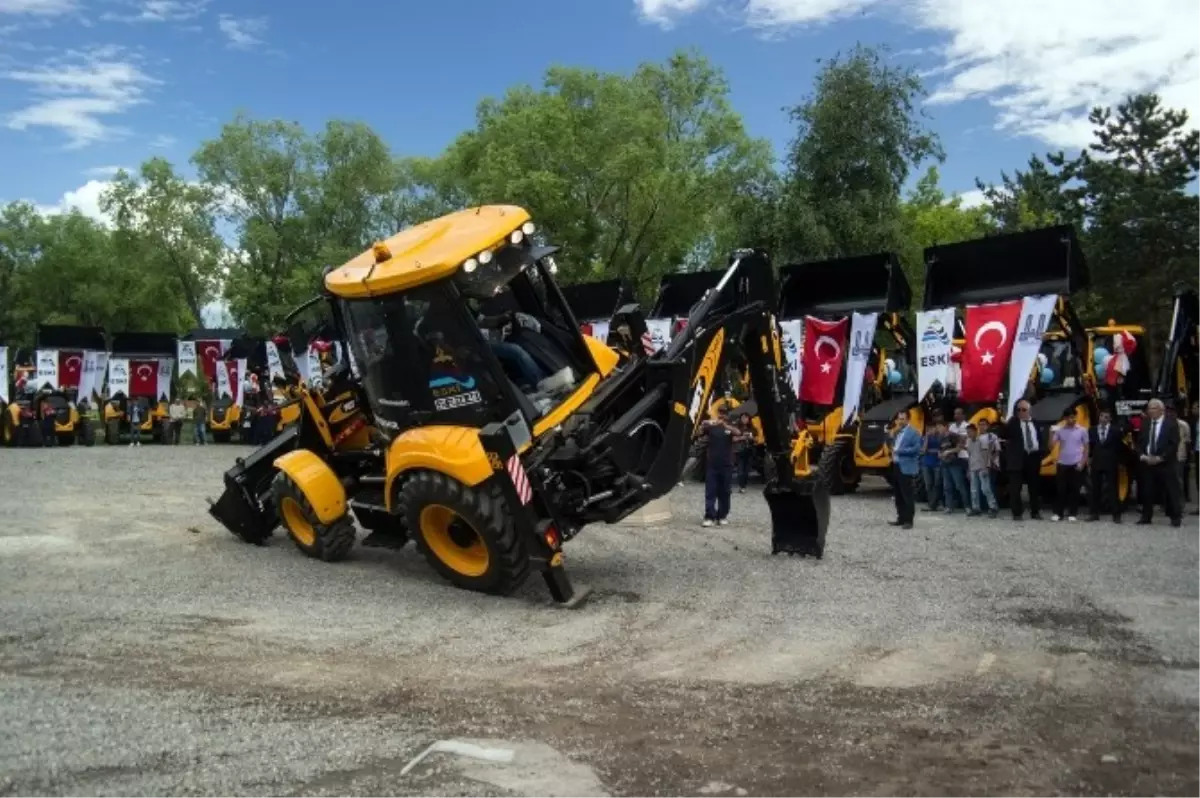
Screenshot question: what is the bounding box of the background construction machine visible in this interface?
[778,252,917,494]
[31,324,103,445]
[1155,285,1199,410]
[104,332,176,444]
[210,206,830,605]
[924,225,1093,495]
[2,348,40,446]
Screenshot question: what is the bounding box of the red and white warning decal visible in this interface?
[506,453,533,505]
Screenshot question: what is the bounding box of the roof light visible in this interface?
[463,258,479,273]
[510,230,524,244]
[521,222,535,236]
[478,249,493,264]
[372,242,392,263]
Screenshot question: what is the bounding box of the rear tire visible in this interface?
[401,471,530,596]
[272,472,356,561]
[106,420,120,444]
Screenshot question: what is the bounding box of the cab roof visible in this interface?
[325,205,532,299]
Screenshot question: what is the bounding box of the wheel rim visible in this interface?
[280,496,316,547]
[420,503,489,578]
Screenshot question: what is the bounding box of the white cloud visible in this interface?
[83,164,127,178]
[632,0,1200,148]
[953,188,987,209]
[148,133,176,148]
[34,178,114,224]
[217,13,265,49]
[3,46,160,148]
[102,0,209,23]
[0,0,76,15]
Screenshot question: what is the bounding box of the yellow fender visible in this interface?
[273,449,347,524]
[383,425,494,513]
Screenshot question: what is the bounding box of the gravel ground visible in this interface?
[0,444,1197,796]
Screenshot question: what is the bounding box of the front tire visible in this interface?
[272,473,356,561]
[401,471,530,596]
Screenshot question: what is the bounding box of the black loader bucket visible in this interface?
[650,269,729,319]
[766,477,830,557]
[922,224,1089,309]
[561,279,635,323]
[778,251,911,319]
[207,425,299,545]
[36,324,107,351]
[110,331,179,357]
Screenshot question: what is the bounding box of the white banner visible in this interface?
[305,347,322,386]
[34,349,58,391]
[235,358,248,406]
[219,338,233,355]
[215,358,233,399]
[645,318,672,354]
[78,350,97,401]
[779,319,804,396]
[92,351,108,399]
[916,308,955,401]
[842,312,879,425]
[156,358,174,401]
[589,320,610,344]
[0,346,8,405]
[107,358,130,399]
[177,340,197,378]
[264,341,285,382]
[1007,294,1057,419]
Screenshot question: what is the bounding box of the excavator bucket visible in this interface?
[778,251,911,318]
[922,224,1089,309]
[766,475,830,557]
[560,279,635,323]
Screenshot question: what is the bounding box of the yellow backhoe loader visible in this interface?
[208,206,832,604]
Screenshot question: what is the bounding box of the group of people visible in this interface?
[889,398,1195,529]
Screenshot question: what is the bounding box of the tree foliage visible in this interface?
[0,46,1193,350]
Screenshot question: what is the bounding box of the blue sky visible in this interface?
[2,0,1197,222]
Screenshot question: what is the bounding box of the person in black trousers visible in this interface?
[1087,408,1123,523]
[1003,400,1044,520]
[1137,398,1182,527]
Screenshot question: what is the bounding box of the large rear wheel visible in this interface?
[272,473,356,561]
[401,471,530,596]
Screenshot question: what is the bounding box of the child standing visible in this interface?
[920,422,944,511]
[966,423,999,517]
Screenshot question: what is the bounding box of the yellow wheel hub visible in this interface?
[280,496,316,547]
[420,503,489,578]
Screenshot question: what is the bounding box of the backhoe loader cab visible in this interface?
[104,332,175,444]
[211,205,831,604]
[777,252,915,493]
[923,225,1091,482]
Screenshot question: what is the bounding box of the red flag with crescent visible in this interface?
[800,315,848,405]
[196,340,223,382]
[960,301,1022,402]
[130,359,158,397]
[58,350,84,389]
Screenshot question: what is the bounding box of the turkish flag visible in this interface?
[800,316,849,405]
[58,350,84,389]
[196,340,224,382]
[674,318,689,335]
[130,359,158,397]
[960,301,1022,402]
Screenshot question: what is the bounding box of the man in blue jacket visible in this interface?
[888,410,921,529]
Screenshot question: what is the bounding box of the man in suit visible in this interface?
[888,410,922,529]
[1004,399,1044,520]
[1137,398,1182,527]
[1087,408,1123,523]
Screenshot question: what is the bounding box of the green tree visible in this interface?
[780,44,944,264]
[0,201,43,346]
[899,167,994,301]
[436,50,772,295]
[101,158,225,326]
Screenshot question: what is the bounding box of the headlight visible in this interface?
[463,257,478,273]
[510,230,524,244]
[478,249,493,264]
[521,221,535,235]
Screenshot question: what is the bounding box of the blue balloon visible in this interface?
[1094,361,1106,381]
[1040,366,1056,385]
[1093,346,1110,364]
[887,369,903,386]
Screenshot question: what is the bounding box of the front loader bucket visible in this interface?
[922,224,1089,309]
[206,424,299,545]
[778,251,911,318]
[650,269,728,319]
[766,480,829,557]
[561,279,634,323]
[208,479,275,546]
